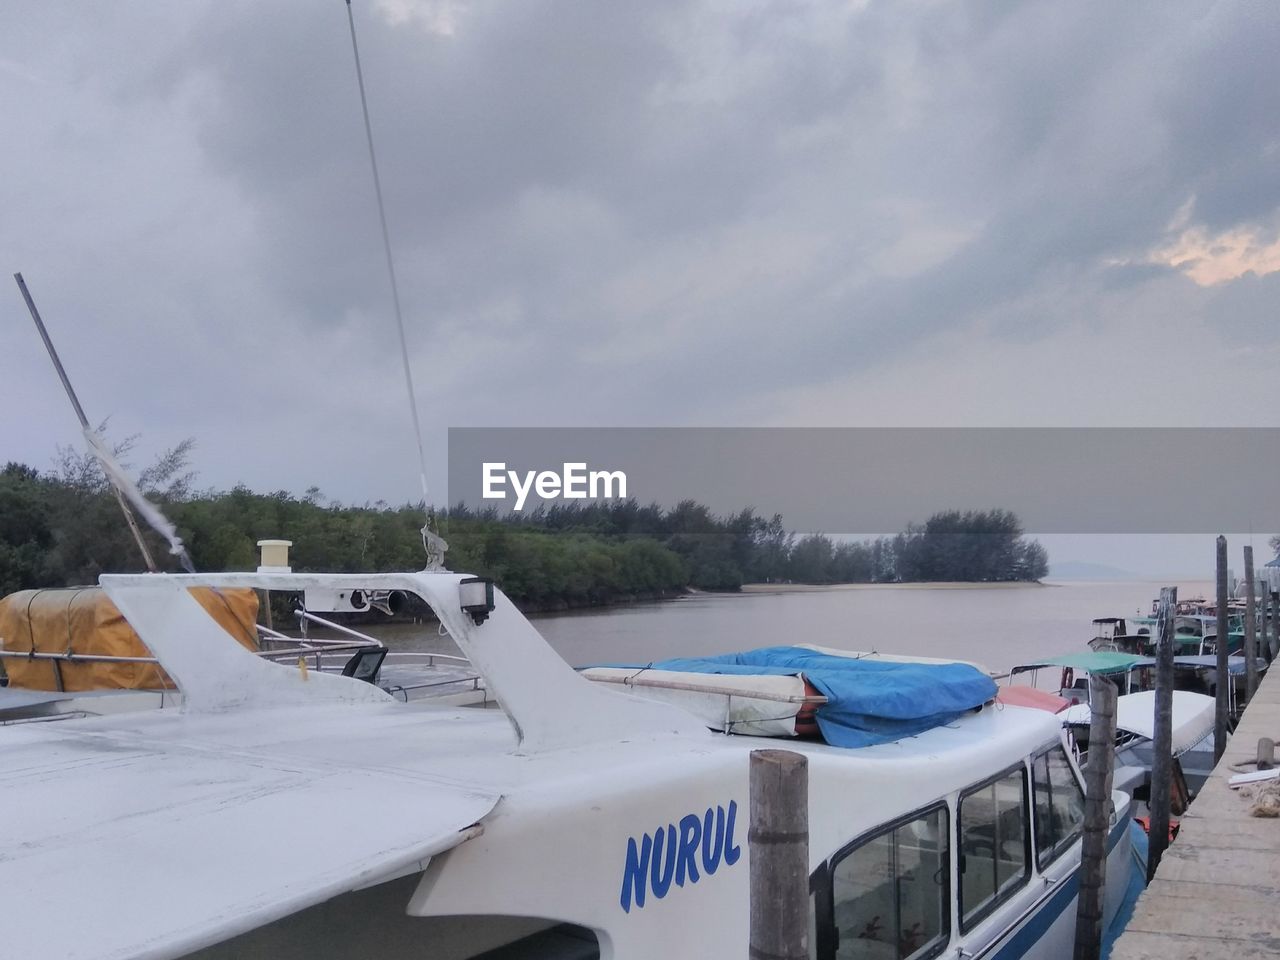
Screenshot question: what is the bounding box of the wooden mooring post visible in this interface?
[1261,586,1273,663]
[749,749,809,960]
[1214,536,1229,762]
[1147,586,1176,882]
[1244,546,1258,701]
[1264,591,1274,665]
[1271,590,1280,661]
[1073,675,1117,960]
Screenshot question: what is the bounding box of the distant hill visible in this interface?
[1048,561,1142,581]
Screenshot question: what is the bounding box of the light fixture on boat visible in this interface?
[459,577,495,625]
[257,539,293,573]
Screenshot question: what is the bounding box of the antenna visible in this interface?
[342,0,447,570]
[14,272,161,572]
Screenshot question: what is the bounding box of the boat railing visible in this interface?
[380,661,487,703]
[277,648,475,672]
[0,649,160,665]
[3,608,481,699]
[257,617,482,695]
[255,616,382,670]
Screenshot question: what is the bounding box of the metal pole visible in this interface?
[749,749,809,960]
[1244,548,1258,701]
[1147,586,1176,882]
[13,272,158,572]
[1214,536,1230,761]
[292,609,385,647]
[1073,675,1118,960]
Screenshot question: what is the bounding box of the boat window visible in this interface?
[830,805,949,960]
[958,766,1029,932]
[1032,745,1085,869]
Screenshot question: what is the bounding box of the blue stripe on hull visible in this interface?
[984,815,1131,960]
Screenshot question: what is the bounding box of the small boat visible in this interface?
[0,569,1135,960]
[1008,652,1153,705]
[1061,690,1216,800]
[1120,613,1247,657]
[1008,650,1265,718]
[1006,654,1225,803]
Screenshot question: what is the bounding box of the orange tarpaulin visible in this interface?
[0,587,259,691]
[995,685,1070,714]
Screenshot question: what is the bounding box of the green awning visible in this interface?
[1010,652,1155,675]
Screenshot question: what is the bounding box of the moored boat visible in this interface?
[0,579,489,723]
[0,569,1134,960]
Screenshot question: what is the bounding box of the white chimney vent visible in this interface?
[257,539,293,573]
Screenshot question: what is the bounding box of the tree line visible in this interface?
[0,439,1049,610]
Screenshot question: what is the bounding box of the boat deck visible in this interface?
[1112,664,1280,959]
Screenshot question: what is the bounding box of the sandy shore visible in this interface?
[739,581,1051,594]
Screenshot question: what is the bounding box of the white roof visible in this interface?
[1063,689,1216,756]
[0,703,500,960]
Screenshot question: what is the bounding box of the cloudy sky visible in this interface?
[3,1,1279,572]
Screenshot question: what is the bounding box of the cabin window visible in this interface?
[958,766,1029,931]
[1032,746,1085,869]
[830,806,949,960]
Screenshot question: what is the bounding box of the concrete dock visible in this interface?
[1113,668,1280,959]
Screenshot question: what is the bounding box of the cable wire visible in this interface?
[343,1,446,566]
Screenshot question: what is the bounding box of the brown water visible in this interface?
[371,579,1213,674]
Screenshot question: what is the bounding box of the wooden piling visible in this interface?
[1243,547,1258,701]
[1147,586,1176,883]
[1074,675,1118,960]
[1259,587,1268,661]
[1214,536,1229,762]
[749,749,810,960]
[1257,737,1275,771]
[1264,588,1273,661]
[258,589,274,631]
[1261,587,1273,662]
[1264,591,1274,665]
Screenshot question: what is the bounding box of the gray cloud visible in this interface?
[3,0,1279,508]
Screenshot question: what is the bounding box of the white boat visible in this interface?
[0,584,489,723]
[1061,690,1217,800]
[0,570,1133,960]
[1005,655,1219,802]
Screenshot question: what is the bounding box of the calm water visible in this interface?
[373,579,1213,675]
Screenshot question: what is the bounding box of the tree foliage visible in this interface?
[0,442,1050,607]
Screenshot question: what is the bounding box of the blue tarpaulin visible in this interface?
[1174,654,1262,676]
[630,646,998,748]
